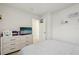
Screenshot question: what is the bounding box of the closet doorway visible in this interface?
[39,18,47,41]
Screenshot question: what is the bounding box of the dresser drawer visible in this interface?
[2,49,11,54]
[2,43,15,49]
[2,44,16,54]
[18,43,29,49]
[2,47,19,54]
[24,40,33,44]
[2,36,21,44]
[20,35,32,40]
[1,35,33,54]
[2,41,21,49]
[18,41,33,49]
[21,36,32,42]
[2,43,21,55]
[1,37,12,43]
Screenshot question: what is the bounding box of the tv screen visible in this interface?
[20,27,32,35]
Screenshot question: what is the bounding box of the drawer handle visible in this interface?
[26,44,29,45]
[26,41,29,42]
[10,44,15,45]
[10,48,15,50]
[26,37,29,38]
[10,39,15,41]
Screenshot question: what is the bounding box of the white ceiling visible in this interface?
[1,3,75,16]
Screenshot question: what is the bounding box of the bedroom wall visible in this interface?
[52,4,79,44]
[0,6,3,34]
[46,13,52,40]
[0,5,39,32]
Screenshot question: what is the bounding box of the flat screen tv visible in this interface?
[20,27,32,35]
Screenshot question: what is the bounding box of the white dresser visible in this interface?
[1,35,33,55]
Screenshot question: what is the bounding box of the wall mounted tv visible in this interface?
[20,27,32,35]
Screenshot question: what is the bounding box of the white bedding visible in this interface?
[20,40,79,55]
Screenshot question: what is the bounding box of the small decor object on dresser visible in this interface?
[61,20,69,24]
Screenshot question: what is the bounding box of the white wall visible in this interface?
[52,4,79,44]
[46,13,52,40]
[0,5,39,32]
[0,6,4,34]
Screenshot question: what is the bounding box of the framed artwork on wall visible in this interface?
[61,20,69,24]
[20,27,32,35]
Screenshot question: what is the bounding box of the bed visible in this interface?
[20,39,79,55]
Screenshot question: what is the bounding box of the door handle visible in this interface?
[44,32,46,34]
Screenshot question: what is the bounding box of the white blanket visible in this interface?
[20,40,79,55]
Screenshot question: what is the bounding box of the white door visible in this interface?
[39,18,47,41]
[32,19,40,43]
